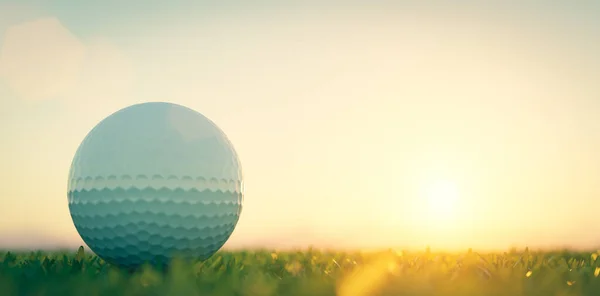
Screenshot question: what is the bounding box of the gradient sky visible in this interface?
[1,0,599,251]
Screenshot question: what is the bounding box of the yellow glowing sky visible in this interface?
[1,1,599,251]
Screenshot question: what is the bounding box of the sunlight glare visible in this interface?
[424,179,459,218]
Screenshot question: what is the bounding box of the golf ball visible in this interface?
[67,102,243,268]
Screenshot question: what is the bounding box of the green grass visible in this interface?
[2,246,600,295]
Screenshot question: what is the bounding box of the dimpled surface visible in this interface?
[67,102,243,269]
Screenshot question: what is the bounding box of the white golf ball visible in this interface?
[67,102,243,268]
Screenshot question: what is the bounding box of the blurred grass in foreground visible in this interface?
[2,247,600,295]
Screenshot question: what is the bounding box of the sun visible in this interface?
[423,179,460,219]
[399,174,473,248]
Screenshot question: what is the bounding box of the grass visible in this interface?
[2,246,600,296]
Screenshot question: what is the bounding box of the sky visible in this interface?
[0,0,599,251]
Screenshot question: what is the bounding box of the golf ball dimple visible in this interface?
[67,102,243,268]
